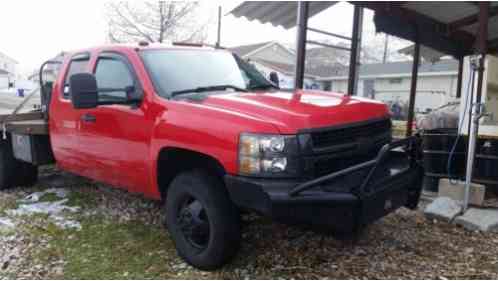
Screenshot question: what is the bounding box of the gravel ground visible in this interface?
[1,166,498,279]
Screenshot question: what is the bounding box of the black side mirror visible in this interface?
[69,73,98,109]
[269,71,280,87]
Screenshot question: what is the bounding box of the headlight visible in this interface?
[238,133,298,177]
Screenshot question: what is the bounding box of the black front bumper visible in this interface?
[225,137,424,233]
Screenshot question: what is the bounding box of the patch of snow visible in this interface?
[8,199,79,217]
[19,191,46,203]
[0,217,15,230]
[18,188,69,204]
[52,215,81,230]
[5,188,82,231]
[45,188,69,199]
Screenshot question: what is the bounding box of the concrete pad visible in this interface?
[424,197,462,222]
[454,208,498,232]
[438,179,486,206]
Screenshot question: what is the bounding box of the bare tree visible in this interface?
[105,1,207,44]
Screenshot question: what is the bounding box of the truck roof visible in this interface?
[64,42,225,59]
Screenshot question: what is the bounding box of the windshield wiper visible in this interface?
[247,84,280,91]
[171,85,248,97]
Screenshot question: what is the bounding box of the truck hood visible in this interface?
[194,90,390,134]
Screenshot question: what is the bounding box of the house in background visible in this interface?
[229,41,321,89]
[229,41,460,116]
[28,52,66,84]
[318,59,459,115]
[0,51,18,89]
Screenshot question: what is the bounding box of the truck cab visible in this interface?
[0,43,424,270]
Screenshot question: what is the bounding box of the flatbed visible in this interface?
[0,112,48,135]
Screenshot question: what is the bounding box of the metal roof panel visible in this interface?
[230,1,337,29]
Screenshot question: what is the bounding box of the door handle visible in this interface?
[81,113,96,123]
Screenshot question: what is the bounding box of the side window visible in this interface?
[94,58,134,103]
[63,58,89,99]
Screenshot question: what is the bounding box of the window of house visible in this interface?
[94,58,134,103]
[389,78,402,84]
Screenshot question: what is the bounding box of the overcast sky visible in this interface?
[0,0,408,77]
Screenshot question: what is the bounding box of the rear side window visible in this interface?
[63,56,90,99]
[94,58,134,103]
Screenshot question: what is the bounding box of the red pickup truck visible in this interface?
[0,43,423,270]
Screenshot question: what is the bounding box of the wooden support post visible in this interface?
[347,6,363,96]
[294,1,309,90]
[406,40,420,137]
[456,57,464,98]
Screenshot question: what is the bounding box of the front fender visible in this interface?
[149,101,280,196]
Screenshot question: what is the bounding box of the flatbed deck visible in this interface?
[0,112,48,135]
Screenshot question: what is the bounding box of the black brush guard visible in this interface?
[226,136,424,233]
[289,136,421,198]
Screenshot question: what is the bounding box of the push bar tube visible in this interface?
[289,136,419,197]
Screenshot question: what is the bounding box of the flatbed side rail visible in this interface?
[288,136,420,197]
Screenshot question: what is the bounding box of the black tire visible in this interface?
[18,162,38,187]
[165,169,241,270]
[0,137,21,190]
[0,137,38,190]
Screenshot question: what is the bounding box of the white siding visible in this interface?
[250,44,294,65]
[0,75,9,89]
[251,61,317,90]
[0,53,16,75]
[323,74,459,112]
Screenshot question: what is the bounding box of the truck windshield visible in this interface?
[140,49,276,98]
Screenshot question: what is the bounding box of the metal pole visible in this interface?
[475,2,489,105]
[406,40,420,137]
[456,57,464,98]
[216,6,222,48]
[463,2,489,211]
[347,6,363,96]
[294,1,309,90]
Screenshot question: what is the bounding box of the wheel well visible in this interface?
[157,147,226,200]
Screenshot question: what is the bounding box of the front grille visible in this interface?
[311,118,392,149]
[303,118,392,184]
[314,151,378,177]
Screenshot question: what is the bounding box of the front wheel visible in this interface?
[165,169,241,270]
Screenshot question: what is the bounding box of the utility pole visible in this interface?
[216,6,222,48]
[382,34,389,64]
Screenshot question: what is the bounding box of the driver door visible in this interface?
[77,52,151,192]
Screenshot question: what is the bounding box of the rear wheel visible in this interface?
[0,136,38,190]
[18,162,38,187]
[165,169,241,270]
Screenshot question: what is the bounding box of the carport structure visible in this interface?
[230,1,498,210]
[230,1,498,135]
